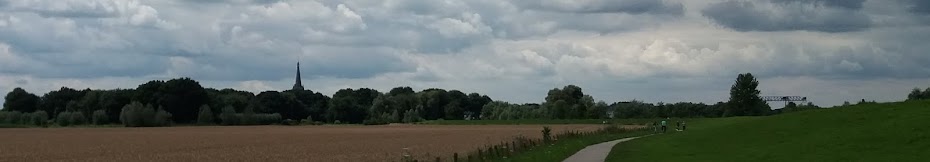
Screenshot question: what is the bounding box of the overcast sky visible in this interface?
[1,0,929,107]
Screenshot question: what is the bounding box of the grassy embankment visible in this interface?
[607,100,930,161]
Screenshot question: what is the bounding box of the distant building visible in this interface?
[292,62,304,91]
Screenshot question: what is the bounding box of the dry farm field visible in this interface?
[0,124,610,161]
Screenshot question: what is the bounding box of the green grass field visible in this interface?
[607,100,930,161]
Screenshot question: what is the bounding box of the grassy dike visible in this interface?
[607,100,930,161]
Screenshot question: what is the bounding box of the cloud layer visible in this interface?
[1,0,929,107]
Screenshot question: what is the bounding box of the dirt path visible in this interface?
[562,136,647,162]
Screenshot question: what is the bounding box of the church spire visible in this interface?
[292,61,304,91]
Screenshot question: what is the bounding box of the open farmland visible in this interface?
[0,124,613,161]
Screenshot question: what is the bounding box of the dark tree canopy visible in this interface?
[159,78,209,123]
[726,73,770,116]
[327,88,381,123]
[257,91,305,120]
[3,87,40,112]
[284,89,329,122]
[542,85,595,119]
[907,87,930,101]
[39,87,86,116]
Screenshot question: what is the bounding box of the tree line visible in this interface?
[907,87,930,101]
[2,73,854,127]
[1,78,496,126]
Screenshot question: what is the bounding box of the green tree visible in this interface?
[542,85,588,119]
[907,88,922,101]
[159,78,208,123]
[4,87,40,113]
[725,73,769,116]
[284,89,329,121]
[785,102,798,109]
[38,87,87,117]
[326,88,380,123]
[923,87,930,100]
[259,91,307,120]
[154,107,173,126]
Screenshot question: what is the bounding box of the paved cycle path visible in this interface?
[562,136,647,162]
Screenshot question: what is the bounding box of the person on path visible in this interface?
[660,118,668,133]
[676,121,681,131]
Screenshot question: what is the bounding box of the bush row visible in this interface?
[0,111,48,126]
[217,106,282,125]
[119,102,173,127]
[56,111,86,126]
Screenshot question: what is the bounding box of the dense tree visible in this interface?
[542,85,597,119]
[418,89,449,120]
[725,73,770,116]
[158,78,208,123]
[465,93,492,118]
[284,89,329,121]
[97,89,133,123]
[206,88,254,114]
[908,87,930,101]
[256,91,305,120]
[908,88,922,100]
[3,87,40,113]
[38,87,86,117]
[327,88,380,123]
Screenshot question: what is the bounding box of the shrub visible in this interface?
[253,113,282,125]
[31,111,48,126]
[120,102,144,127]
[18,112,33,124]
[1,111,23,124]
[154,107,172,126]
[119,102,171,127]
[197,105,214,125]
[542,126,553,144]
[0,112,8,124]
[300,115,315,125]
[92,110,108,125]
[57,111,72,126]
[282,119,299,125]
[69,111,86,125]
[219,106,238,125]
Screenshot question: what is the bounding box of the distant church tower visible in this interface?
[292,62,305,91]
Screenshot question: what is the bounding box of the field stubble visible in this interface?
[0,124,615,161]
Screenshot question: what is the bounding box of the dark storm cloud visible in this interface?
[515,0,684,15]
[702,0,871,33]
[903,0,930,14]
[772,0,866,9]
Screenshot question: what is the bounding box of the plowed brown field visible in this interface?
[0,124,609,161]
